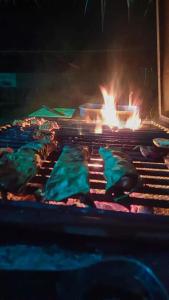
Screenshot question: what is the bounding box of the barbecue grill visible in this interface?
[0,117,169,298]
[0,0,169,294]
[1,118,169,212]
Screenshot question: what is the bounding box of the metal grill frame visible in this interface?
[0,119,169,242]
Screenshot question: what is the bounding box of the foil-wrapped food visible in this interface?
[44,145,90,202]
[13,117,45,127]
[13,117,59,132]
[99,147,140,193]
[138,145,166,160]
[0,140,56,194]
[164,154,169,169]
[153,138,169,168]
[0,147,13,158]
[153,138,169,149]
[33,120,59,142]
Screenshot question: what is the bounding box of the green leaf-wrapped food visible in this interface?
[0,140,56,193]
[99,147,139,193]
[44,146,90,201]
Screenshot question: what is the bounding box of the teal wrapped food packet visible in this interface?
[0,140,56,193]
[45,146,90,201]
[99,147,127,190]
[0,148,38,193]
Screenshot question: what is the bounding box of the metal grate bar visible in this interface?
[0,120,169,215]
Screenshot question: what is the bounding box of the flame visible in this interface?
[124,110,141,130]
[84,110,103,134]
[95,115,103,133]
[94,86,142,132]
[100,86,121,128]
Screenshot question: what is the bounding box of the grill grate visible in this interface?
[0,120,169,215]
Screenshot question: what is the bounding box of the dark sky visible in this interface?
[0,0,155,51]
[0,0,156,74]
[0,0,157,116]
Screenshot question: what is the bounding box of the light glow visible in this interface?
[100,85,141,131]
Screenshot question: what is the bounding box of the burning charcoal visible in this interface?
[12,118,37,127]
[12,119,23,126]
[38,120,59,132]
[44,145,91,203]
[99,147,140,194]
[0,140,56,195]
[33,120,59,142]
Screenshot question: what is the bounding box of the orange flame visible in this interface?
[100,86,121,128]
[94,86,142,132]
[95,115,103,133]
[124,110,141,130]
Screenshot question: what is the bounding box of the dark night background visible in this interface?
[0,0,157,123]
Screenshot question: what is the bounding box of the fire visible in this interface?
[95,115,103,133]
[125,110,141,130]
[93,86,141,132]
[100,86,121,128]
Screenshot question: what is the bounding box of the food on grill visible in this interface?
[164,154,169,169]
[99,147,140,193]
[152,139,169,162]
[0,148,39,193]
[12,119,23,126]
[0,147,13,157]
[153,138,169,149]
[38,120,59,132]
[15,117,44,126]
[33,120,59,142]
[44,145,90,202]
[0,140,56,194]
[139,145,165,160]
[13,117,59,132]
[13,117,45,127]
[21,140,56,161]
